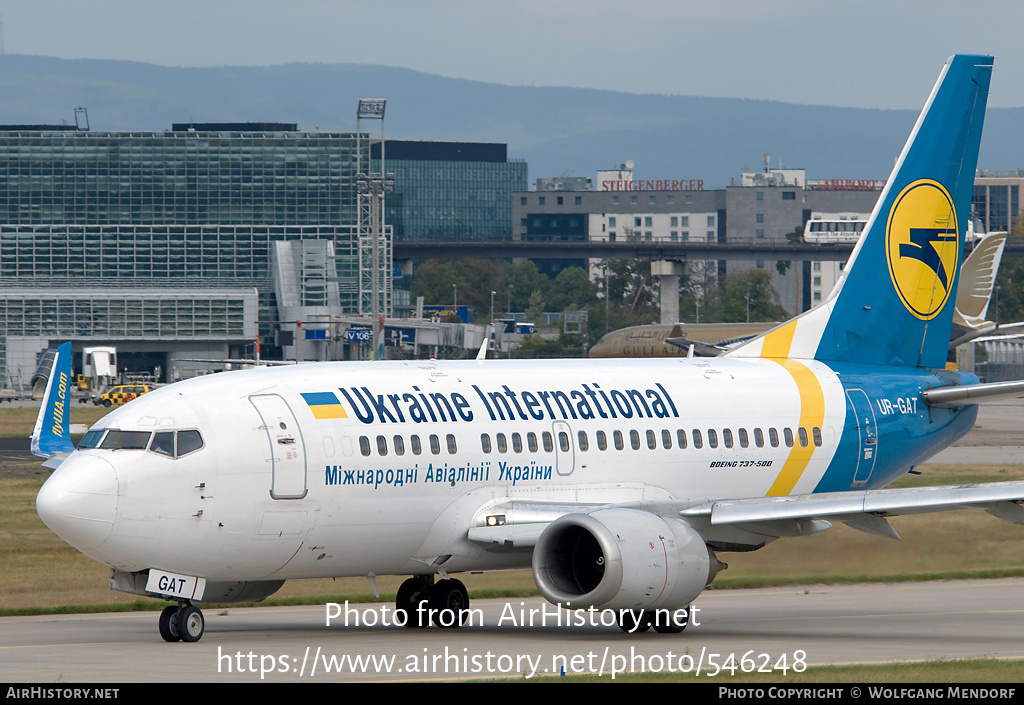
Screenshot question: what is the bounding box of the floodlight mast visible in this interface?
[356,99,390,359]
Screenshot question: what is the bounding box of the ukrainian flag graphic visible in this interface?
[301,392,348,419]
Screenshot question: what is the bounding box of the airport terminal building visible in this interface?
[0,128,531,387]
[0,123,369,386]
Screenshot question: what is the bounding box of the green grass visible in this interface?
[0,403,111,438]
[520,658,1024,682]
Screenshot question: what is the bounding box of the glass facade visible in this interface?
[0,126,368,383]
[0,224,357,293]
[372,141,527,242]
[972,179,1022,233]
[0,130,361,226]
[0,289,255,340]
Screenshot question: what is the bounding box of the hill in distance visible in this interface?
[0,54,1021,187]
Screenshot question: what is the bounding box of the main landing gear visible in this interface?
[395,575,470,628]
[158,601,206,642]
[616,608,689,634]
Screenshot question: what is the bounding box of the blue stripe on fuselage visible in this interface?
[813,364,978,493]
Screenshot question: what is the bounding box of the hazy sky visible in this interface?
[3,0,1023,109]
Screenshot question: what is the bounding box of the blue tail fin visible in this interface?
[30,342,76,458]
[730,55,993,368]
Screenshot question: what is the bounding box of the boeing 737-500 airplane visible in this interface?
[33,55,1024,643]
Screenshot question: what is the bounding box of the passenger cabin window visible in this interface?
[798,427,809,448]
[411,435,422,455]
[676,429,687,449]
[813,427,823,447]
[528,432,539,453]
[597,430,607,451]
[613,430,624,450]
[558,431,570,452]
[629,430,640,450]
[738,428,749,448]
[707,429,718,449]
[446,434,457,454]
[543,432,554,452]
[646,429,657,450]
[692,429,703,449]
[359,436,371,456]
[394,435,405,455]
[769,428,779,448]
[577,430,589,451]
[429,434,441,455]
[480,434,492,454]
[512,433,523,453]
[754,428,765,448]
[497,433,508,453]
[376,435,388,456]
[784,428,795,448]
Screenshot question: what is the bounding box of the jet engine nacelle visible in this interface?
[532,508,717,611]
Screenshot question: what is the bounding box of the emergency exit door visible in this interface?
[846,389,878,487]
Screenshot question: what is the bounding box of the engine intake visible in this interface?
[532,508,719,611]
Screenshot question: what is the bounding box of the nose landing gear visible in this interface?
[158,602,206,642]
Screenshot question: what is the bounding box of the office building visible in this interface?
[0,123,369,384]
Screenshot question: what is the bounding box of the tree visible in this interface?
[702,269,788,323]
[497,261,552,314]
[990,219,1024,324]
[548,266,598,312]
[411,259,502,320]
[597,258,656,313]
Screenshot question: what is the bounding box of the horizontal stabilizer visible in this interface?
[922,379,1024,407]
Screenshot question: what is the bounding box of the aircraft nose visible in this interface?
[36,455,118,552]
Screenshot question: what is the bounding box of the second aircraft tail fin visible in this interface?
[30,342,76,459]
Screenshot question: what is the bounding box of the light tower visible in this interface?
[356,99,392,359]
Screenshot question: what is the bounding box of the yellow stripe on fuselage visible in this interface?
[309,404,348,419]
[764,359,825,496]
[759,320,826,496]
[759,320,797,359]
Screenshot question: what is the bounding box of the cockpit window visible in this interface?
[80,428,204,458]
[176,430,204,457]
[100,430,152,450]
[78,429,106,449]
[150,431,175,457]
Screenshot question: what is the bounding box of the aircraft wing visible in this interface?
[664,337,724,357]
[177,358,298,366]
[467,481,1024,549]
[680,481,1024,540]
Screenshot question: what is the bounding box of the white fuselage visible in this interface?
[37,355,968,584]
